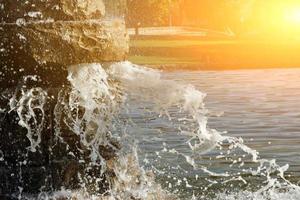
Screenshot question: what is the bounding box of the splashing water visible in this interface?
[108,62,300,200]
[8,75,47,153]
[3,62,300,199]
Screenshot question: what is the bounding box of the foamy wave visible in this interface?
[5,61,300,199]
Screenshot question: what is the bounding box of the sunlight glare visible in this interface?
[285,7,300,24]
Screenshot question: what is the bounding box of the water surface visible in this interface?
[127,68,300,198]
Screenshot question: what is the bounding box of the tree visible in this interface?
[126,0,174,35]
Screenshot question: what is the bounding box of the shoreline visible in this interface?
[133,63,300,72]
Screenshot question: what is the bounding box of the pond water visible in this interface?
[126,68,300,199]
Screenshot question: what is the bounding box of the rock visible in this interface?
[0,0,128,84]
[59,0,106,20]
[0,0,105,23]
[0,0,128,197]
[0,88,120,195]
[0,0,128,88]
[1,20,128,66]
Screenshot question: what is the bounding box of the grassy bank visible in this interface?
[129,36,300,70]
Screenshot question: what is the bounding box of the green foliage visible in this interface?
[126,0,173,27]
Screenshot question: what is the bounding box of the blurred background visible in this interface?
[126,0,300,69]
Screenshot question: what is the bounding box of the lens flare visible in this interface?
[285,7,300,24]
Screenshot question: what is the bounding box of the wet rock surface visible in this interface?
[0,0,128,198]
[0,86,120,197]
[0,0,105,22]
[1,20,128,66]
[0,0,128,86]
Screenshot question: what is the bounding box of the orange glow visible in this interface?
[177,1,300,40]
[128,0,300,70]
[247,1,300,39]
